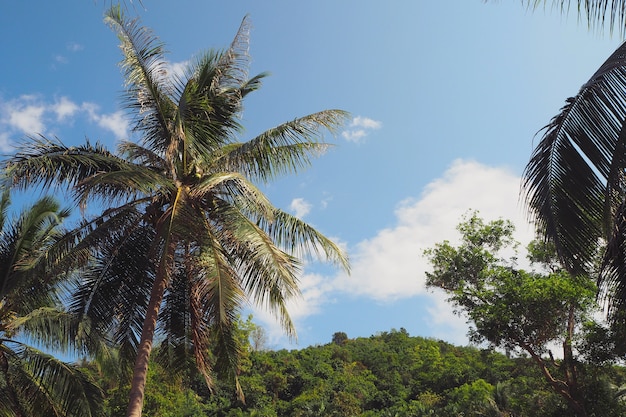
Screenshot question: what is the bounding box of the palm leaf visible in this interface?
[3,343,103,417]
[217,110,349,182]
[2,136,129,200]
[104,5,176,154]
[266,209,350,271]
[213,203,300,324]
[195,241,245,399]
[523,40,626,275]
[524,0,626,34]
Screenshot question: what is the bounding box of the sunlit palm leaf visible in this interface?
[217,110,348,182]
[2,137,128,198]
[104,6,176,154]
[266,209,350,270]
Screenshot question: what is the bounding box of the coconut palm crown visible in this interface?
[2,6,349,417]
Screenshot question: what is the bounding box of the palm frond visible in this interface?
[214,15,253,93]
[195,243,245,399]
[104,5,176,154]
[74,164,173,210]
[192,171,275,220]
[523,40,626,274]
[117,140,167,170]
[0,188,10,232]
[7,308,75,354]
[524,0,626,34]
[155,268,193,375]
[0,195,72,316]
[69,218,156,365]
[601,201,626,316]
[266,209,350,271]
[3,344,103,417]
[2,136,129,197]
[217,110,349,182]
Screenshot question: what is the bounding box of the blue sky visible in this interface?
[1,1,622,349]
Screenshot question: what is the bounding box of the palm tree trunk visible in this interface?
[125,269,169,417]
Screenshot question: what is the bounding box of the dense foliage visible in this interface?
[85,328,626,416]
[424,213,603,416]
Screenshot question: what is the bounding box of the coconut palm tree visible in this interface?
[0,190,103,417]
[2,6,349,417]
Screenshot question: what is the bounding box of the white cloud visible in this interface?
[341,129,367,142]
[83,103,129,140]
[7,99,46,134]
[0,95,129,146]
[95,111,129,140]
[53,96,80,121]
[252,159,535,346]
[351,116,382,130]
[289,198,312,218]
[341,115,382,143]
[333,159,533,300]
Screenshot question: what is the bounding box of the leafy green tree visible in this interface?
[2,6,349,417]
[444,379,499,416]
[331,332,348,346]
[0,191,103,417]
[424,212,599,416]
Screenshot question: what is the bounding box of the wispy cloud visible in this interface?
[254,159,534,347]
[289,198,312,218]
[54,55,68,65]
[341,116,382,143]
[66,42,84,52]
[0,95,129,149]
[84,104,129,140]
[53,96,80,121]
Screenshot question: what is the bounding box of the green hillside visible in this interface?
[93,328,626,416]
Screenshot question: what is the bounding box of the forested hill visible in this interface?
[94,328,626,416]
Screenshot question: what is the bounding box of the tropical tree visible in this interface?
[2,6,349,417]
[424,213,600,416]
[0,190,103,417]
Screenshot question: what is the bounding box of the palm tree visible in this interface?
[0,190,103,417]
[3,6,349,417]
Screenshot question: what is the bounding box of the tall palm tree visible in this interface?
[0,190,103,417]
[3,6,349,417]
